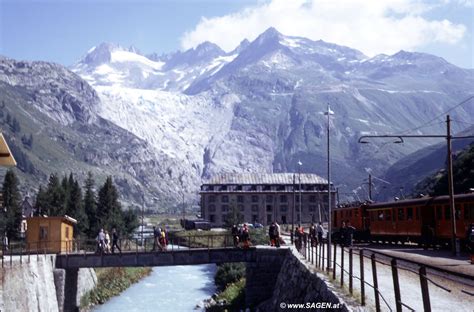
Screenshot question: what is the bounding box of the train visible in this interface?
[332,193,474,247]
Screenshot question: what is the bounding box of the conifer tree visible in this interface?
[34,185,48,216]
[2,170,22,240]
[68,179,88,237]
[46,174,65,215]
[97,176,124,233]
[83,172,97,237]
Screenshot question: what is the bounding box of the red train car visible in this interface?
[332,193,474,247]
[367,193,474,246]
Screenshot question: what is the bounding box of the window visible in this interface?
[220,185,227,191]
[309,195,316,203]
[385,210,392,221]
[398,208,405,221]
[209,195,216,203]
[455,204,461,220]
[309,205,316,212]
[266,205,273,212]
[238,204,245,212]
[444,205,451,220]
[465,203,474,220]
[378,211,384,221]
[209,204,216,212]
[267,214,272,223]
[236,185,243,191]
[252,195,258,203]
[407,207,413,221]
[280,195,287,203]
[237,195,244,203]
[277,185,285,191]
[39,226,48,240]
[209,215,215,223]
[252,215,258,223]
[221,195,229,203]
[222,205,229,212]
[266,195,273,202]
[281,205,288,212]
[263,185,271,191]
[436,206,443,220]
[251,204,259,212]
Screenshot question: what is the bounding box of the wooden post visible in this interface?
[320,243,323,268]
[391,258,402,312]
[371,253,380,312]
[349,248,353,294]
[333,242,337,280]
[340,244,344,287]
[419,266,431,312]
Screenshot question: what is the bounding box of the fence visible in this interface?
[0,232,241,268]
[295,235,474,312]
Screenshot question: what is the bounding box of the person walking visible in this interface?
[345,221,356,246]
[309,223,317,247]
[275,221,281,247]
[316,222,324,244]
[269,222,276,246]
[241,224,250,249]
[111,228,121,254]
[152,226,162,251]
[232,224,240,247]
[104,230,111,253]
[96,229,105,254]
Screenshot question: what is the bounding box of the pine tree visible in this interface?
[68,179,88,237]
[45,174,65,216]
[2,170,22,240]
[83,172,97,238]
[97,176,124,233]
[34,185,48,216]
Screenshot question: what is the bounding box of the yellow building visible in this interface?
[26,216,77,253]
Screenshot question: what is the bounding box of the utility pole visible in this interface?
[446,115,458,255]
[358,114,474,256]
[292,173,295,243]
[298,161,302,227]
[368,174,372,201]
[182,193,185,223]
[325,104,334,272]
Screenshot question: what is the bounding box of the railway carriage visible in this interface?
[332,193,474,247]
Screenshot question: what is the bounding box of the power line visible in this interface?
[400,95,474,134]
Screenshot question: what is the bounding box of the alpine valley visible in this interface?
[1,27,473,209]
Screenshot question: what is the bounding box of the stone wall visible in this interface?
[256,248,352,311]
[0,255,97,312]
[245,247,289,306]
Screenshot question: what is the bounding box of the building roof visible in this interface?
[0,133,16,167]
[21,196,35,218]
[26,215,78,225]
[204,173,329,185]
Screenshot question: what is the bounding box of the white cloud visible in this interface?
[180,0,466,57]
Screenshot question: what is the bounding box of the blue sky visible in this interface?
[0,0,473,68]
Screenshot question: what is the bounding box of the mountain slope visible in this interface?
[0,57,198,208]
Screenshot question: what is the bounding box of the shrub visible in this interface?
[214,263,246,291]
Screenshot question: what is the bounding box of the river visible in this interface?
[93,264,217,312]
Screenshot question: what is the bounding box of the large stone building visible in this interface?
[200,173,336,227]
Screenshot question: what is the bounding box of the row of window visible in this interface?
[369,203,474,222]
[202,184,328,192]
[208,194,327,203]
[207,204,322,213]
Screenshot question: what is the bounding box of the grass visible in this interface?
[80,267,152,309]
[207,278,246,312]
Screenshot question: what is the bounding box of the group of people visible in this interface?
[339,221,356,246]
[96,228,121,254]
[231,224,251,248]
[152,226,168,251]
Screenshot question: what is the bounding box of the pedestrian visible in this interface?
[345,221,356,246]
[340,221,347,246]
[232,224,240,247]
[241,224,250,249]
[105,230,111,253]
[295,226,303,252]
[269,222,276,246]
[111,228,121,254]
[316,222,324,244]
[2,233,8,252]
[309,223,317,247]
[96,228,105,254]
[275,221,281,247]
[159,228,168,250]
[152,226,163,251]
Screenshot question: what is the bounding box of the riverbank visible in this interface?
[80,267,152,311]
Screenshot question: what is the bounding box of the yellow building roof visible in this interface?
[0,133,16,167]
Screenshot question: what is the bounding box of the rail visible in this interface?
[293,232,473,312]
[0,232,243,268]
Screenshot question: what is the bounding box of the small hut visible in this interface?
[26,215,77,253]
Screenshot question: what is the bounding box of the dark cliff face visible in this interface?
[0,58,192,208]
[0,58,99,125]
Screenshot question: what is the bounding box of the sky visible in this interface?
[0,0,473,68]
